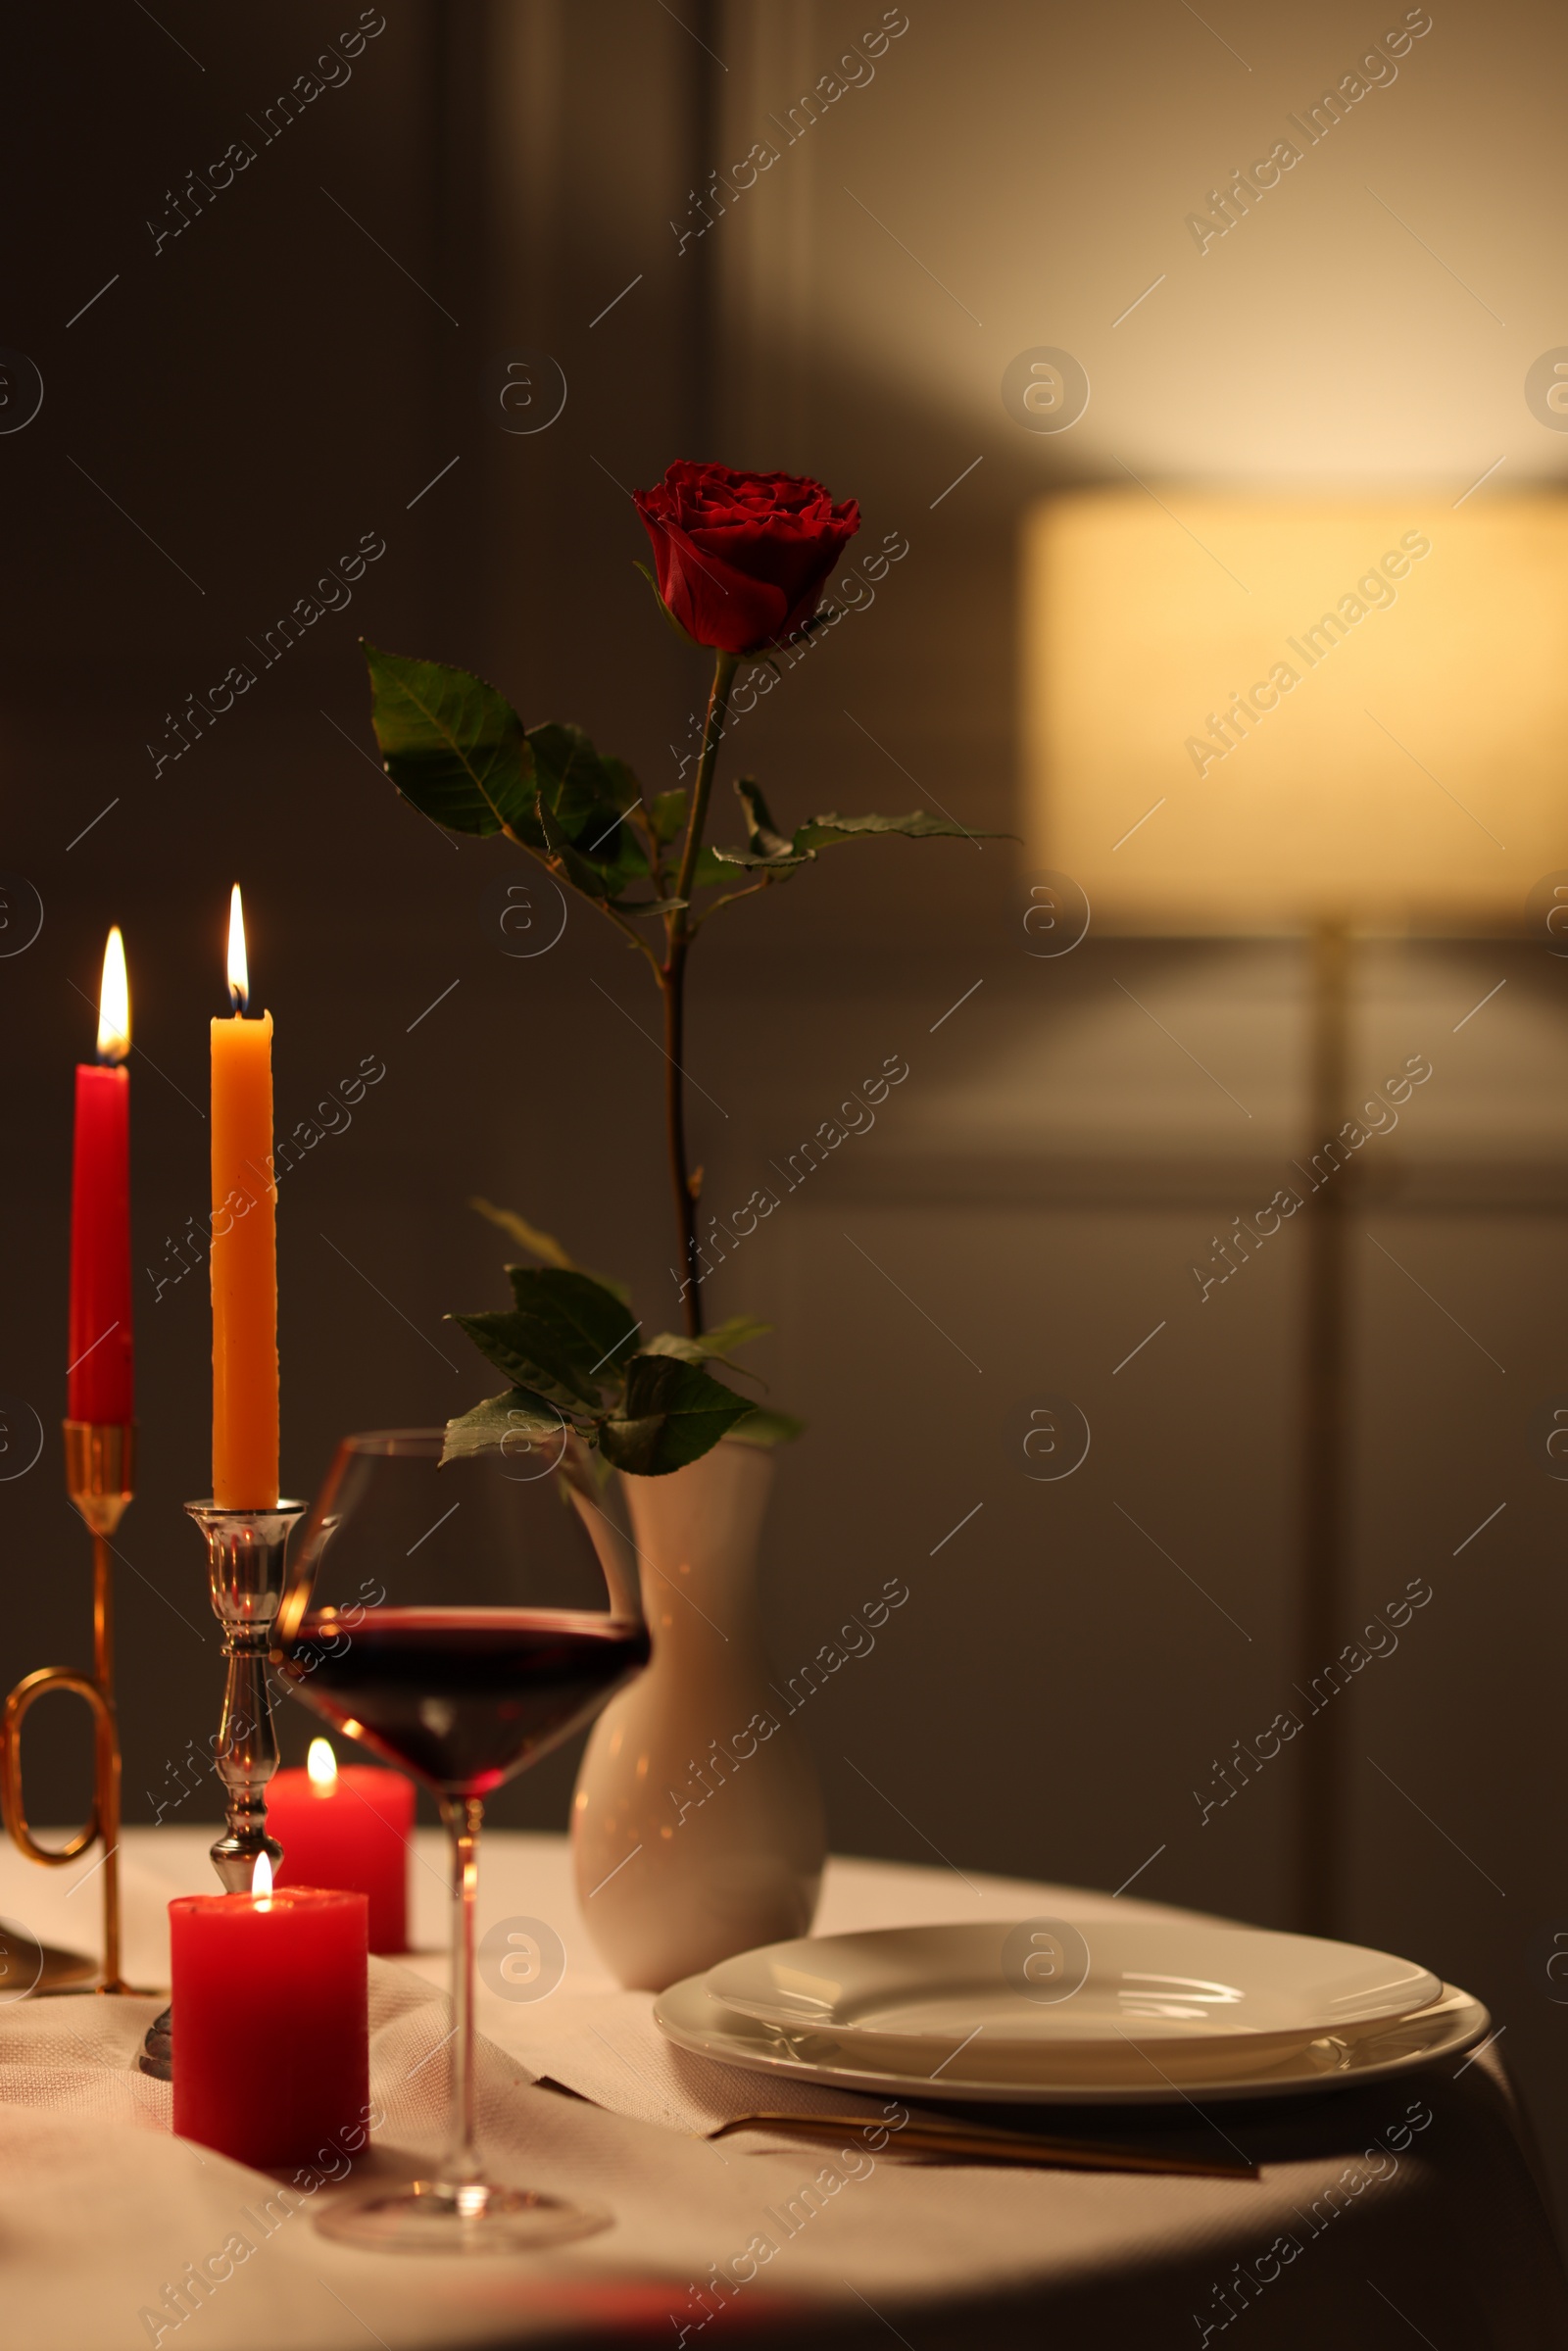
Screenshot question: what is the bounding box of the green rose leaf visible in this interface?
[471,1198,572,1270]
[729,1406,806,1448]
[710,804,1006,873]
[601,755,645,811]
[453,1306,606,1410]
[505,1267,643,1388]
[708,841,812,872]
[599,1352,756,1477]
[522,726,655,901]
[441,1387,565,1467]
[735,778,794,859]
[559,844,625,905]
[527,722,630,839]
[710,776,810,871]
[691,846,733,887]
[362,643,540,842]
[597,767,660,897]
[643,1312,771,1366]
[795,808,987,850]
[649,789,688,846]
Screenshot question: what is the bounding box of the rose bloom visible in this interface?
[633,462,860,655]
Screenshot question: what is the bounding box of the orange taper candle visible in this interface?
[210,884,278,1508]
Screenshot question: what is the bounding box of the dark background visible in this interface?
[5,0,1568,2216]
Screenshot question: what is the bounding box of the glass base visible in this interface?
[315,2177,612,2254]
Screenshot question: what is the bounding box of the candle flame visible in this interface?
[226,883,249,1013]
[307,1738,338,1788]
[252,1849,273,1904]
[96,926,130,1062]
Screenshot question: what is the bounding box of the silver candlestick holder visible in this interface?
[186,1500,305,1889]
[138,1497,304,2081]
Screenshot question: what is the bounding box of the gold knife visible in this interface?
[705,2109,1255,2178]
[533,2079,1254,2179]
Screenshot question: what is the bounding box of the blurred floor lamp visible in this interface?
[1024,489,1568,1933]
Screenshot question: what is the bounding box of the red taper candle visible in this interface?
[68,927,133,1424]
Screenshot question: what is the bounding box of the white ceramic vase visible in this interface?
[570,1438,825,1990]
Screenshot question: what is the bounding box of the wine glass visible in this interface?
[271,1428,648,2253]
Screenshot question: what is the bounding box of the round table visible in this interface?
[0,1827,1560,2348]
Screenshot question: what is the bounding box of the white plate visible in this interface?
[710,1919,1441,2055]
[655,1920,1488,2103]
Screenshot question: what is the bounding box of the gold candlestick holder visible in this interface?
[0,1421,141,1993]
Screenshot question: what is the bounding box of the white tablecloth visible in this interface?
[0,1827,1560,2348]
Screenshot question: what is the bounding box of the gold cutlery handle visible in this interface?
[707,2111,1255,2178]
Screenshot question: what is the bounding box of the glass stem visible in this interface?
[439,1793,484,2191]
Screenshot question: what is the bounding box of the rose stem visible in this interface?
[662,647,739,1339]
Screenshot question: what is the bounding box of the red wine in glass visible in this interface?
[281,1606,650,1796]
[271,1428,650,2254]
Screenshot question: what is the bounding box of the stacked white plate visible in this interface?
[654,1918,1489,2102]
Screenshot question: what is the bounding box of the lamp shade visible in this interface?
[1023,490,1568,932]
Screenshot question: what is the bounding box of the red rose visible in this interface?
[633,462,860,655]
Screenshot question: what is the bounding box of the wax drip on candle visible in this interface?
[307,1739,338,1790]
[226,882,249,1013]
[97,926,130,1062]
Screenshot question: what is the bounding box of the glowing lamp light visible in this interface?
[96,926,130,1063]
[226,882,249,1012]
[307,1739,338,1789]
[1023,489,1568,932]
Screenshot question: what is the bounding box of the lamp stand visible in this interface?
[1296,918,1356,1935]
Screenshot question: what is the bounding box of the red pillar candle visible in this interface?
[270,1740,415,1953]
[171,1874,368,2168]
[68,927,133,1424]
